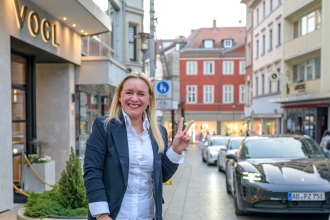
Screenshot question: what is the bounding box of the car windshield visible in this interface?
[230,139,244,149]
[243,138,325,158]
[210,138,229,146]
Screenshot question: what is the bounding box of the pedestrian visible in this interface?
[199,132,204,150]
[320,130,330,158]
[245,130,250,137]
[83,72,194,220]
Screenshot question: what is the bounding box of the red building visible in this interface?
[178,21,246,141]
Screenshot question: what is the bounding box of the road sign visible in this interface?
[156,99,172,110]
[154,80,172,99]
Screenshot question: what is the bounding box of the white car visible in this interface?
[202,136,230,166]
[217,137,244,172]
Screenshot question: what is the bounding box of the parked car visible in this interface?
[217,136,244,173]
[226,135,330,215]
[202,135,230,166]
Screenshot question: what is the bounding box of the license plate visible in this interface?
[288,192,325,201]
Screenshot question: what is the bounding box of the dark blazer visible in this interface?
[84,115,179,220]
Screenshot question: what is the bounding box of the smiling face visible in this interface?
[119,78,151,121]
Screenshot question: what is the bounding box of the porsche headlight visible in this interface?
[242,172,262,182]
[209,149,218,155]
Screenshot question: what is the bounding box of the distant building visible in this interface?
[271,0,327,142]
[241,0,283,135]
[174,20,246,141]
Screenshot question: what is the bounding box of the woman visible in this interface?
[320,130,330,158]
[83,72,193,220]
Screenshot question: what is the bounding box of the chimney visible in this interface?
[212,18,217,32]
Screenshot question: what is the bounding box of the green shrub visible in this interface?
[24,147,88,218]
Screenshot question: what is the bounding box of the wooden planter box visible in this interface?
[23,161,55,193]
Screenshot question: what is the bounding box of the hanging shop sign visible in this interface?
[13,0,60,47]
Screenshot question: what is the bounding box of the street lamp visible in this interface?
[232,103,236,135]
[134,32,153,73]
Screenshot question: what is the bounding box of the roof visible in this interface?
[182,27,246,51]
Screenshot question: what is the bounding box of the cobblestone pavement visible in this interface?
[162,143,330,220]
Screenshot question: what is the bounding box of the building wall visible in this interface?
[36,64,76,181]
[0,33,13,212]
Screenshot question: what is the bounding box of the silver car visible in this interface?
[217,137,244,172]
[202,136,230,166]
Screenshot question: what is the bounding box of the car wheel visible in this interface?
[234,179,248,215]
[207,155,211,166]
[217,160,221,172]
[225,169,231,194]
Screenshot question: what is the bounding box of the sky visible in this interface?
[144,0,247,40]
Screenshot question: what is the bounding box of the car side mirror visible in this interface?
[226,153,237,161]
[220,146,227,152]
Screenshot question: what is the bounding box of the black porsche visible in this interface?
[225,135,330,215]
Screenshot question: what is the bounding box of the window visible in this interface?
[261,74,265,95]
[269,0,273,12]
[256,40,259,59]
[256,8,259,25]
[262,1,265,19]
[203,85,214,103]
[223,61,234,75]
[294,9,321,38]
[204,39,214,48]
[247,81,251,105]
[277,68,280,92]
[239,85,245,103]
[239,61,245,74]
[223,85,233,103]
[269,29,273,51]
[255,76,259,96]
[278,0,281,5]
[292,57,321,82]
[262,35,265,55]
[269,77,272,93]
[247,10,252,29]
[224,40,233,48]
[247,43,251,65]
[186,62,197,75]
[277,23,281,46]
[186,86,197,104]
[204,61,214,75]
[128,25,136,61]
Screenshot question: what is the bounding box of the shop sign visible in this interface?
[294,83,306,93]
[13,0,60,47]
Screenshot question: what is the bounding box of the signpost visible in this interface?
[154,80,172,110]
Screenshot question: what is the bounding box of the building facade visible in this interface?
[271,0,329,142]
[1,0,144,212]
[175,22,246,142]
[243,0,284,135]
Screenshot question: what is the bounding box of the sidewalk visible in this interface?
[0,203,24,220]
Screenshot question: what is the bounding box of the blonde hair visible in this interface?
[105,72,165,153]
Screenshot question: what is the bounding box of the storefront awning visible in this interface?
[270,93,330,104]
[30,0,111,35]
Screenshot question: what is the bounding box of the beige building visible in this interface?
[246,0,284,135]
[271,0,329,142]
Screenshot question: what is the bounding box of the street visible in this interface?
[162,144,330,220]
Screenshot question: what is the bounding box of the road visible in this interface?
[162,143,330,220]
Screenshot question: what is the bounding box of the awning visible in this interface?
[30,0,111,35]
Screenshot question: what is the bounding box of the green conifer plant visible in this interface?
[57,147,88,209]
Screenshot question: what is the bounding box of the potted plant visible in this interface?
[18,147,88,219]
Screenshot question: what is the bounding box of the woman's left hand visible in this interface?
[171,117,194,155]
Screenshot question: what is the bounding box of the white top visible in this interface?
[89,111,184,219]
